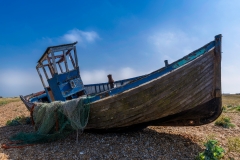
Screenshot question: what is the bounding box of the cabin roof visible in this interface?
[38,41,77,64]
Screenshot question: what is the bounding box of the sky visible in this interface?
[0,0,239,97]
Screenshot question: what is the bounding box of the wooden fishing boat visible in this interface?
[20,34,223,131]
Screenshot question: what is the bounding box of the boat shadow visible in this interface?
[0,125,203,159]
[68,126,203,159]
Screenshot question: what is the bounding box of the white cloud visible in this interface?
[118,67,138,79]
[80,31,100,42]
[148,30,199,62]
[40,28,100,46]
[41,37,53,44]
[0,69,43,97]
[81,67,146,84]
[62,29,99,43]
[81,70,108,84]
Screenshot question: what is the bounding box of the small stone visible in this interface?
[79,151,84,155]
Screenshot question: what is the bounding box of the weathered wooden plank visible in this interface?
[91,49,214,116]
[88,51,214,122]
[41,63,49,80]
[213,35,222,98]
[91,50,214,108]
[103,70,214,127]
[86,49,218,129]
[74,46,79,68]
[98,79,214,128]
[63,50,69,72]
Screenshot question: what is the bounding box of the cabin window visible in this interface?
[36,42,79,91]
[37,67,49,88]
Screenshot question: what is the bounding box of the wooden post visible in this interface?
[74,46,79,68]
[69,52,76,68]
[164,60,169,67]
[51,51,58,74]
[214,34,222,98]
[47,56,54,76]
[58,63,63,73]
[107,74,115,89]
[63,50,69,72]
[42,65,49,80]
[36,67,46,88]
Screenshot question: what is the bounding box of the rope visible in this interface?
[30,104,35,125]
[1,141,34,149]
[55,111,59,131]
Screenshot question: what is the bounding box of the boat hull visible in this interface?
[86,48,222,130]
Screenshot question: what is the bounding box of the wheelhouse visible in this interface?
[36,42,85,102]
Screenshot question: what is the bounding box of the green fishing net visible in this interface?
[10,97,91,145]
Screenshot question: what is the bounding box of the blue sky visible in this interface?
[0,0,239,97]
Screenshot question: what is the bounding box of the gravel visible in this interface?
[0,101,240,160]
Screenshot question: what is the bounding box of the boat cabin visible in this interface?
[36,42,85,102]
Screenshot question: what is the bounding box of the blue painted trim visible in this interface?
[84,76,145,87]
[47,69,85,101]
[30,93,48,103]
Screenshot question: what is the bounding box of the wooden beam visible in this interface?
[86,50,217,129]
[51,51,58,74]
[57,49,71,63]
[36,67,46,88]
[41,64,49,79]
[63,50,69,72]
[69,52,76,68]
[47,57,54,76]
[58,63,63,73]
[74,46,79,68]
[213,34,222,98]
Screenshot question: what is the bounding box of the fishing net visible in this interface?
[9,96,91,145]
